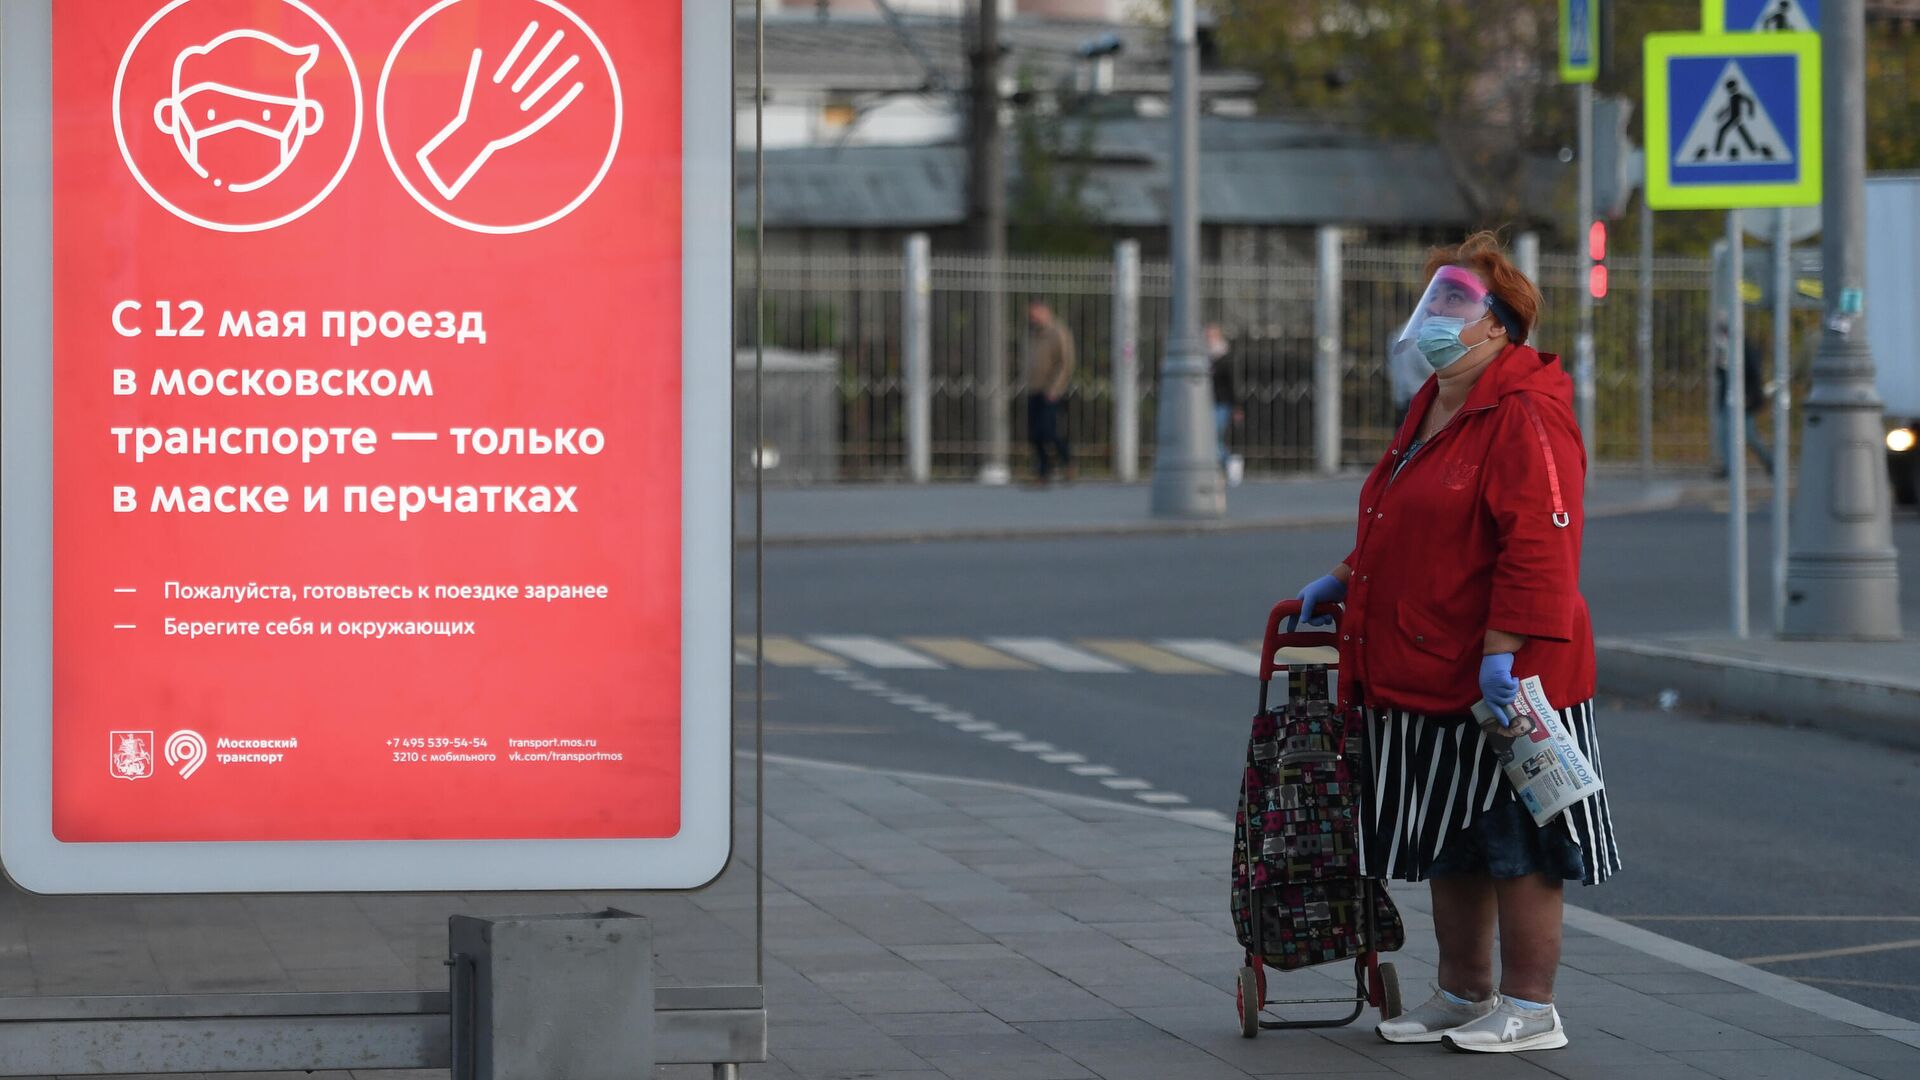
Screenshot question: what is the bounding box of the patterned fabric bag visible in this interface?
[1231,666,1404,971]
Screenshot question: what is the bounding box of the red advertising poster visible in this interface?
[49,0,684,843]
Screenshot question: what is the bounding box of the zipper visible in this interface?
[1383,401,1496,492]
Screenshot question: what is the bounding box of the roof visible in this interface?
[739,13,1262,98]
[738,115,1568,230]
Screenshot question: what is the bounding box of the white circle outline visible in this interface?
[112,0,364,234]
[377,0,624,235]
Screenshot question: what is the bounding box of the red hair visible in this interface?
[1422,231,1541,344]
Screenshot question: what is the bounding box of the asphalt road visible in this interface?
[757,508,1920,1022]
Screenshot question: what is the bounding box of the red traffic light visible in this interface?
[1588,220,1607,262]
[1589,264,1609,300]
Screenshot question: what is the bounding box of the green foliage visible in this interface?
[1866,25,1920,172]
[1009,72,1107,256]
[1206,0,1571,224]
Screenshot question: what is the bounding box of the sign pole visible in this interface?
[1784,0,1902,638]
[1727,211,1749,639]
[1771,206,1791,634]
[1576,81,1598,444]
[1637,196,1655,479]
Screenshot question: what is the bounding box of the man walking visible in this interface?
[1025,299,1076,485]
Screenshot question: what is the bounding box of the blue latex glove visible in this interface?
[1295,574,1347,628]
[1479,652,1519,712]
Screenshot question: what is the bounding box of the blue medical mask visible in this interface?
[1417,316,1503,371]
[1415,316,1473,370]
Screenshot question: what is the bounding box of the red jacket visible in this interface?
[1338,345,1596,715]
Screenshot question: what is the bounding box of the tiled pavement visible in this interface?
[5,754,1919,1079]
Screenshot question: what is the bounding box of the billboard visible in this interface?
[0,0,733,892]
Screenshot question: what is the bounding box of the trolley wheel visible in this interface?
[1377,962,1403,1020]
[1236,966,1261,1038]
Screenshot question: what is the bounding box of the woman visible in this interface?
[1292,232,1618,1054]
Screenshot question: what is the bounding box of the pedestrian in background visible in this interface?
[1292,232,1619,1055]
[1025,299,1076,486]
[1711,318,1775,479]
[1207,323,1245,486]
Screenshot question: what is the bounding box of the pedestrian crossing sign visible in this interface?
[1560,0,1599,83]
[1703,0,1820,33]
[1644,32,1821,209]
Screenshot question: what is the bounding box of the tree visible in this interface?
[1008,73,1106,256]
[1206,0,1573,225]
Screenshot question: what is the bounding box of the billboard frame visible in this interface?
[0,0,736,894]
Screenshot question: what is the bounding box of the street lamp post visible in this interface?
[970,0,1010,485]
[1150,0,1225,519]
[1782,0,1902,639]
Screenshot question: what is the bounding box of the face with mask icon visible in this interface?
[152,30,325,194]
[1397,265,1509,373]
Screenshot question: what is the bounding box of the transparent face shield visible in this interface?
[1396,265,1494,349]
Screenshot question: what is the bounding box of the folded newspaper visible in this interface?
[1469,675,1604,827]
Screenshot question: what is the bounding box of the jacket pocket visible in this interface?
[1397,604,1475,662]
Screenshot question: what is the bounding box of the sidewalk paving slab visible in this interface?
[7,753,1920,1079]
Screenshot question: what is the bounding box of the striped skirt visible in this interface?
[1355,699,1620,886]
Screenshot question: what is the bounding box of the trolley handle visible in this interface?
[1262,599,1342,681]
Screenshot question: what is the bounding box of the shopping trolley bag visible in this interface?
[1229,599,1404,1035]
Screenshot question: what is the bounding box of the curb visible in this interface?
[755,751,1920,1048]
[760,487,1693,548]
[1597,638,1920,751]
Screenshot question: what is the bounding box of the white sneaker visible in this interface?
[1374,985,1497,1044]
[1441,996,1568,1053]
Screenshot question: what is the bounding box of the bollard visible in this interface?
[1516,231,1541,285]
[904,233,931,483]
[1112,240,1140,482]
[1314,225,1342,475]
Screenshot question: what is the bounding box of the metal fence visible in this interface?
[736,242,1740,483]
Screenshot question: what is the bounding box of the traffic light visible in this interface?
[1587,220,1609,300]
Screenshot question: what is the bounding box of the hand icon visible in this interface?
[416,21,585,201]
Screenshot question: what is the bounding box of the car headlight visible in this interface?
[1890,427,1918,454]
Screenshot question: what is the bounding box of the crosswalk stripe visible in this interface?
[1101,778,1153,791]
[1077,638,1221,674]
[1157,639,1263,677]
[1069,764,1117,777]
[986,637,1129,674]
[902,637,1036,670]
[741,635,846,668]
[806,635,944,669]
[1040,752,1086,764]
[1136,792,1191,805]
